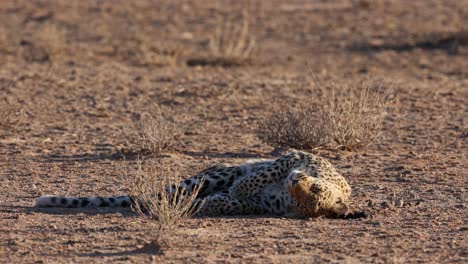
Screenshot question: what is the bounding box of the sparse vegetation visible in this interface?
[208,8,256,66]
[0,27,16,55]
[130,105,180,155]
[0,102,24,130]
[258,79,395,150]
[258,107,329,150]
[135,37,182,67]
[123,159,202,251]
[28,24,68,63]
[319,80,395,149]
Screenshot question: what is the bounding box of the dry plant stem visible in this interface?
[209,8,256,63]
[34,25,67,63]
[321,79,394,149]
[258,78,394,150]
[132,105,179,154]
[257,107,328,149]
[125,159,202,242]
[0,103,24,129]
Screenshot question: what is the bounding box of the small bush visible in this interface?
[320,82,394,149]
[130,105,180,155]
[136,38,182,67]
[208,8,256,66]
[28,24,68,63]
[258,80,394,150]
[123,159,202,250]
[0,102,24,130]
[258,107,328,150]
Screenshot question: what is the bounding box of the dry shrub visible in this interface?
[320,81,394,149]
[0,103,24,130]
[95,17,181,67]
[29,24,68,63]
[0,26,16,55]
[130,105,180,155]
[123,159,202,250]
[135,36,182,67]
[258,80,395,150]
[258,107,328,149]
[209,8,256,66]
[0,16,24,57]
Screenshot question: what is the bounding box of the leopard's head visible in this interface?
[287,170,349,217]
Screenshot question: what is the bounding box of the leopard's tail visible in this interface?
[34,195,133,208]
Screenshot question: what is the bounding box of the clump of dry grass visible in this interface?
[0,102,24,130]
[258,79,395,150]
[0,27,16,55]
[257,107,329,150]
[123,159,202,251]
[130,105,180,155]
[320,81,394,149]
[136,37,182,67]
[208,8,256,66]
[25,24,68,63]
[95,16,181,67]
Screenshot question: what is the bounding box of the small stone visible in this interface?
[381,201,394,209]
[394,199,404,207]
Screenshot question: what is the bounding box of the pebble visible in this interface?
[394,199,404,207]
[381,201,394,209]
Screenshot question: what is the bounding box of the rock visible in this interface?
[394,199,404,207]
[381,201,394,209]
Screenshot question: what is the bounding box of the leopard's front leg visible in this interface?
[195,193,265,216]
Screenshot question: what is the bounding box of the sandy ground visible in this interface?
[0,0,467,263]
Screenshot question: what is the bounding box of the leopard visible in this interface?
[35,150,358,218]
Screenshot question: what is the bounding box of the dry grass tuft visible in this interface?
[258,107,328,150]
[123,159,202,251]
[0,103,24,130]
[0,27,17,55]
[258,79,395,150]
[136,37,182,67]
[208,8,256,66]
[319,80,395,149]
[28,24,68,63]
[130,105,180,155]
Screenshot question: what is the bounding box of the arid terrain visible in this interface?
[1,0,467,263]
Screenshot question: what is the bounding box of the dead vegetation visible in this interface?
[0,20,68,63]
[257,107,329,150]
[95,16,182,67]
[111,33,182,67]
[319,80,395,149]
[129,105,181,155]
[136,38,182,67]
[258,79,395,150]
[123,159,202,252]
[29,24,68,63]
[0,102,24,130]
[203,8,256,67]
